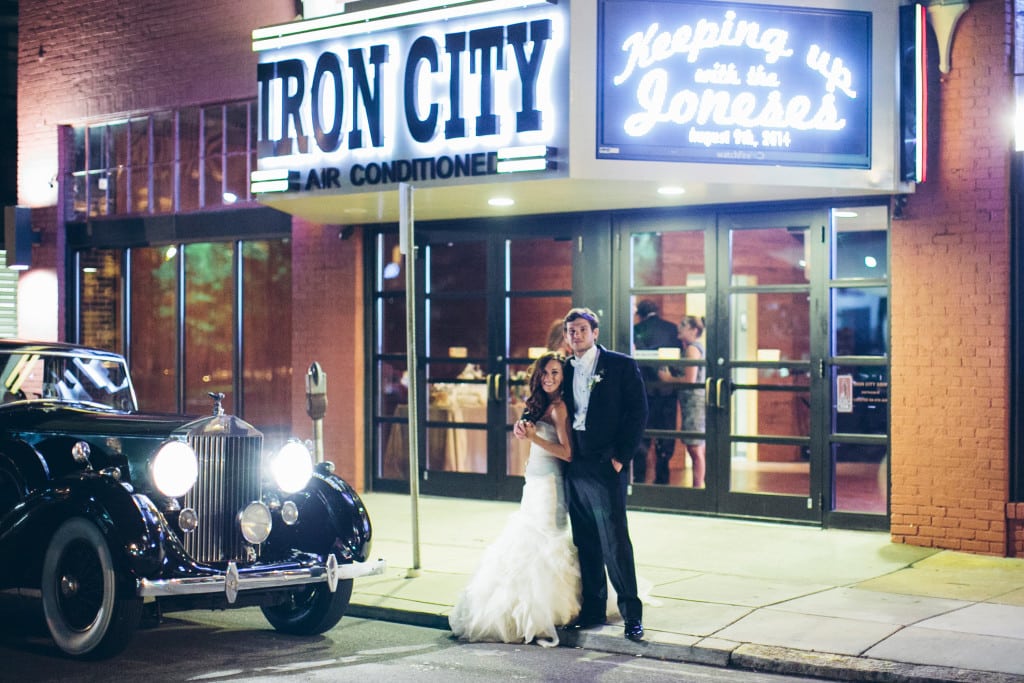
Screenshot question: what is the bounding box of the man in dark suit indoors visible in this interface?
[561,307,648,642]
[632,299,681,484]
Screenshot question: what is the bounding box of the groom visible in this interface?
[560,307,648,642]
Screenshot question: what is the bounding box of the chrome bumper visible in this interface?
[138,555,387,604]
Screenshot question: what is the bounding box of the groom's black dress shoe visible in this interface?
[565,615,605,630]
[624,619,644,642]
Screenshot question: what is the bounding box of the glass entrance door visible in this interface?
[714,212,824,522]
[371,220,576,501]
[624,209,827,522]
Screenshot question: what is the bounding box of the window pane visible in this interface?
[152,112,175,164]
[832,287,887,356]
[152,163,174,213]
[184,242,235,415]
[832,366,888,435]
[226,102,249,155]
[378,233,405,293]
[225,154,248,204]
[131,165,150,213]
[428,297,486,358]
[87,126,104,171]
[509,237,572,290]
[69,174,87,220]
[631,230,704,288]
[179,108,201,212]
[79,249,123,353]
[832,443,887,514]
[72,127,86,173]
[130,117,150,167]
[732,227,809,285]
[428,241,486,292]
[110,167,127,217]
[379,359,408,418]
[508,295,572,359]
[833,229,888,279]
[241,240,292,449]
[380,294,407,354]
[730,291,810,362]
[129,246,179,413]
[203,106,224,208]
[109,122,129,169]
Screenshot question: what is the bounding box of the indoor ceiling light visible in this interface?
[657,186,685,196]
[489,197,515,207]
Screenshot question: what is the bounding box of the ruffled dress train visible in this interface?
[448,422,581,647]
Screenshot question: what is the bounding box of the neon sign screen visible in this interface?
[597,0,871,168]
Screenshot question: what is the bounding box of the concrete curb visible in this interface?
[347,603,1024,683]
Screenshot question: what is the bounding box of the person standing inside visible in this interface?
[632,299,681,485]
[558,307,648,641]
[659,316,707,488]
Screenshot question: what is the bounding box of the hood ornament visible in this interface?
[209,392,225,416]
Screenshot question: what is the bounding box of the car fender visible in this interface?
[0,471,166,591]
[264,470,372,564]
[0,438,51,499]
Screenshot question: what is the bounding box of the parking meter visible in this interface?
[306,362,327,462]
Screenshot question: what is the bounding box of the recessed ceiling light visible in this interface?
[489,197,515,207]
[657,186,685,196]
[833,210,859,218]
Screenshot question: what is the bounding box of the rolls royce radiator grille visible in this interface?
[183,431,263,565]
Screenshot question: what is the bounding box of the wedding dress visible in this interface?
[448,420,581,647]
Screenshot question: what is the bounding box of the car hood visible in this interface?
[0,401,198,438]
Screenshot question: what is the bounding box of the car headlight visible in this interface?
[271,439,314,494]
[151,440,198,498]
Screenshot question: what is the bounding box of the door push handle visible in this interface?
[705,378,714,407]
[716,378,727,409]
[489,373,503,402]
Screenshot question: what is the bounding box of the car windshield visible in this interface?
[0,350,137,411]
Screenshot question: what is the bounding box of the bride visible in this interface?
[448,351,581,647]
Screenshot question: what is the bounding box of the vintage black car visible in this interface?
[0,341,384,658]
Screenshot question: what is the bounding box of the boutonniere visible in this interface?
[588,371,604,392]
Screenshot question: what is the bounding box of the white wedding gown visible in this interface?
[448,420,582,647]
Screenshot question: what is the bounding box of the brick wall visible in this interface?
[290,220,365,487]
[890,0,1012,555]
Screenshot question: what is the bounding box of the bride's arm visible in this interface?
[528,402,572,462]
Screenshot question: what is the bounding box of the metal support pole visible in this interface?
[399,182,421,576]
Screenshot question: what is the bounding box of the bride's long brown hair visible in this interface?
[521,351,565,423]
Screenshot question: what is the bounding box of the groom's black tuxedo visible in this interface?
[564,345,648,464]
[563,344,648,625]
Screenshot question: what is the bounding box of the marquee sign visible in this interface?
[252,1,568,195]
[597,0,872,168]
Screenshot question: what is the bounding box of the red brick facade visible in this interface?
[890,0,1014,555]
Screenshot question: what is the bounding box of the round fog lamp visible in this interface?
[178,507,198,533]
[281,500,299,526]
[239,501,272,544]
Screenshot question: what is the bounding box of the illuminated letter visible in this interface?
[348,44,388,149]
[469,26,504,136]
[445,32,467,139]
[507,19,551,132]
[257,59,308,155]
[312,52,344,153]
[405,36,440,143]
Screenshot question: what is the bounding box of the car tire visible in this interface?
[261,578,354,636]
[41,518,143,659]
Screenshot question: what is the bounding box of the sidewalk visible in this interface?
[348,492,1024,682]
